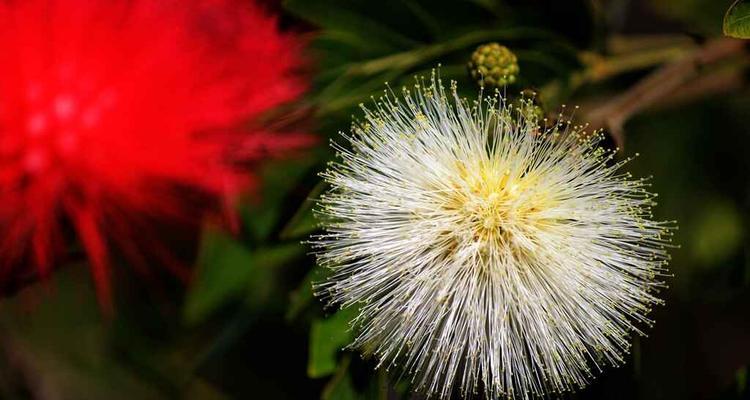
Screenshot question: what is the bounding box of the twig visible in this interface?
[584,38,747,148]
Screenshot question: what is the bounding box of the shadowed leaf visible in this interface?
[724,0,750,38]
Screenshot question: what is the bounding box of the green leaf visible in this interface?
[283,0,419,55]
[241,158,315,242]
[724,0,750,38]
[280,180,326,240]
[690,198,743,267]
[321,356,357,400]
[183,227,303,324]
[307,307,359,378]
[286,265,331,322]
[244,243,304,309]
[184,228,255,324]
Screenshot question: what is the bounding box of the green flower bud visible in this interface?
[513,89,545,123]
[468,43,519,87]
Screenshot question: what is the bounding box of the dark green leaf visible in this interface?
[244,243,304,309]
[241,158,315,242]
[283,0,419,55]
[184,228,303,324]
[286,265,331,322]
[321,356,357,400]
[280,180,326,240]
[184,228,255,324]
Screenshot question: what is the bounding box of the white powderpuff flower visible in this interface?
[312,75,673,399]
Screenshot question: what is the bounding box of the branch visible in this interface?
[583,38,747,148]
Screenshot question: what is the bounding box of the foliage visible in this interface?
[725,0,750,38]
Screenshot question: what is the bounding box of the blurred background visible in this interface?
[0,0,748,399]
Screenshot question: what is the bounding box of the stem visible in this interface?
[583,37,747,148]
[541,39,698,108]
[346,28,562,76]
[312,28,574,115]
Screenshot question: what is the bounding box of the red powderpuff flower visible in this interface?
[0,0,310,308]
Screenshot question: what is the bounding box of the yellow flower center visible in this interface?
[444,158,551,247]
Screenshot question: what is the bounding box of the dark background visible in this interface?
[0,0,748,399]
